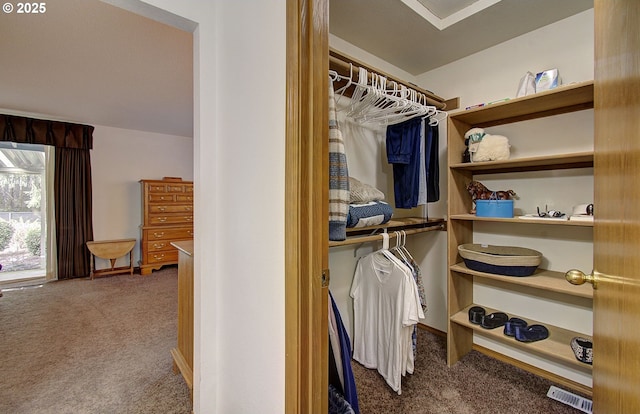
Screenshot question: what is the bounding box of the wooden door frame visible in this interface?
[285,0,329,412]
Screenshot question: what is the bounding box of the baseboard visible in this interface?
[416,323,592,397]
[417,323,446,337]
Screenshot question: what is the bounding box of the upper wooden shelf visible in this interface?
[449,81,594,128]
[449,152,593,174]
[449,214,594,227]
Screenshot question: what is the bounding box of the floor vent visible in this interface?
[547,385,593,414]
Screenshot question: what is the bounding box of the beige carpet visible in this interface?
[0,267,192,414]
[352,328,587,414]
[1,267,588,413]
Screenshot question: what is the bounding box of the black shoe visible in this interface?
[504,318,527,337]
[515,324,549,342]
[468,306,486,325]
[481,312,509,329]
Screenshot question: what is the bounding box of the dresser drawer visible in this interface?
[148,183,168,193]
[148,193,176,202]
[148,214,194,225]
[144,227,194,241]
[176,194,194,202]
[146,250,178,264]
[147,240,172,252]
[149,204,193,214]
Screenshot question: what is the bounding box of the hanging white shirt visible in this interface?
[350,249,424,394]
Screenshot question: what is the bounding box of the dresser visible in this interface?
[139,178,193,275]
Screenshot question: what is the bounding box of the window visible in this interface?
[0,142,46,283]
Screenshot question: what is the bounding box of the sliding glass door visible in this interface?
[0,142,47,283]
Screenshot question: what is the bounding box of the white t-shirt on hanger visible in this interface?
[350,249,424,394]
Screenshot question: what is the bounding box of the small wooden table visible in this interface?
[170,240,193,398]
[86,238,136,279]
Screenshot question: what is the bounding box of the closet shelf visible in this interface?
[450,263,593,299]
[329,217,446,247]
[449,152,593,174]
[449,214,594,227]
[450,304,593,372]
[450,81,594,128]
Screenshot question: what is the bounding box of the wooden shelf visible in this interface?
[446,78,594,384]
[449,152,593,174]
[330,217,446,247]
[450,263,593,299]
[450,81,594,128]
[451,304,592,372]
[449,213,594,227]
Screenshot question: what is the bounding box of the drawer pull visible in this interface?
[153,243,166,249]
[158,207,166,212]
[153,254,165,260]
[158,217,167,222]
[153,232,165,238]
[185,216,193,221]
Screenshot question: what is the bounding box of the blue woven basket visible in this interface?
[458,244,542,277]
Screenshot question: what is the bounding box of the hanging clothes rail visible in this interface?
[329,48,449,110]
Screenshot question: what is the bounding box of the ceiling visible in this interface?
[330,0,593,75]
[0,0,592,138]
[0,0,193,137]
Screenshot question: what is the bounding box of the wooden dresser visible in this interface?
[139,178,193,275]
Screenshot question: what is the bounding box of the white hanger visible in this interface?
[381,231,389,250]
[334,63,353,105]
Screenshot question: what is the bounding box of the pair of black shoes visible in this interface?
[468,306,549,342]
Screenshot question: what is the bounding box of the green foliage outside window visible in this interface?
[25,226,42,256]
[0,219,15,251]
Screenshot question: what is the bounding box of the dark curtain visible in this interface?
[1,114,94,279]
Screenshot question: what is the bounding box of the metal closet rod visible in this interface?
[329,48,447,110]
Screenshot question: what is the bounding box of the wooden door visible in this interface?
[592,0,640,412]
[285,0,329,412]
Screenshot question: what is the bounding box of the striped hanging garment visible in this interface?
[328,83,350,241]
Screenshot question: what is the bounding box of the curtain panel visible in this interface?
[1,114,94,279]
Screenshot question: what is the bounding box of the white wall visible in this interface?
[91,125,193,270]
[417,9,594,111]
[120,1,287,413]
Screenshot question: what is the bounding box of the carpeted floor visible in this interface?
[0,268,587,413]
[0,267,192,414]
[352,327,586,414]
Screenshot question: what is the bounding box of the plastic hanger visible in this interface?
[334,63,353,105]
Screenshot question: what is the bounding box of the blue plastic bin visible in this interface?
[475,199,514,218]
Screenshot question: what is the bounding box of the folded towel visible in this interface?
[347,201,393,228]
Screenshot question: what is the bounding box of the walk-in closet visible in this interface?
[324,1,609,412]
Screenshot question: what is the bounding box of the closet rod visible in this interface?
[328,223,446,248]
[329,48,447,110]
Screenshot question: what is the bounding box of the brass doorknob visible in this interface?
[565,269,598,289]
